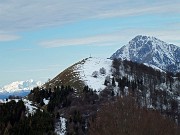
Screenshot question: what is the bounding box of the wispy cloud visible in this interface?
[0,34,20,41]
[0,0,180,32]
[39,33,123,48]
[7,48,33,52]
[95,2,180,19]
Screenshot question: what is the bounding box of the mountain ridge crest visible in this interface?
[111,35,180,73]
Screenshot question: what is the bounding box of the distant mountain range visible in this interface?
[111,35,180,73]
[0,79,42,93]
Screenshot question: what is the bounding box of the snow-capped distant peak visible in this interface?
[0,79,42,93]
[111,35,180,73]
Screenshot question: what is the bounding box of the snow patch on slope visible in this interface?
[43,98,50,105]
[23,99,38,116]
[55,117,67,135]
[74,57,112,93]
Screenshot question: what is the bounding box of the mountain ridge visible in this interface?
[111,35,180,73]
[0,79,42,93]
[45,57,112,93]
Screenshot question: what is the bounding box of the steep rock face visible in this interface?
[111,35,180,73]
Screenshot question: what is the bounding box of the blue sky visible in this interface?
[0,0,180,86]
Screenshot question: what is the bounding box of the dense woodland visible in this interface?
[110,59,180,125]
[0,59,180,135]
[0,100,54,135]
[89,96,180,135]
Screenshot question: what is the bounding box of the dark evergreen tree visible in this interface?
[112,77,116,87]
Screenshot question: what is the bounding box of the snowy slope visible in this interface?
[111,35,180,73]
[0,79,42,93]
[46,57,112,94]
[73,57,112,93]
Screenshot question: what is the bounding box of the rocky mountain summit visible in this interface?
[111,35,180,73]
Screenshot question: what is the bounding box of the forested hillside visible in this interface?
[109,59,180,125]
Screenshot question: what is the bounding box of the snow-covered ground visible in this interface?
[74,57,112,93]
[55,117,67,135]
[23,99,38,116]
[43,98,50,105]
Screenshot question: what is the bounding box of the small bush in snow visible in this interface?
[92,71,99,78]
[105,76,110,82]
[104,75,110,86]
[99,67,106,75]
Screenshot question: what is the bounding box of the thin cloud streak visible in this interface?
[0,34,20,41]
[39,34,122,48]
[95,2,180,19]
[7,48,33,52]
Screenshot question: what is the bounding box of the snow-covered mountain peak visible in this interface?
[111,35,180,73]
[0,79,42,93]
[128,35,168,51]
[46,57,112,94]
